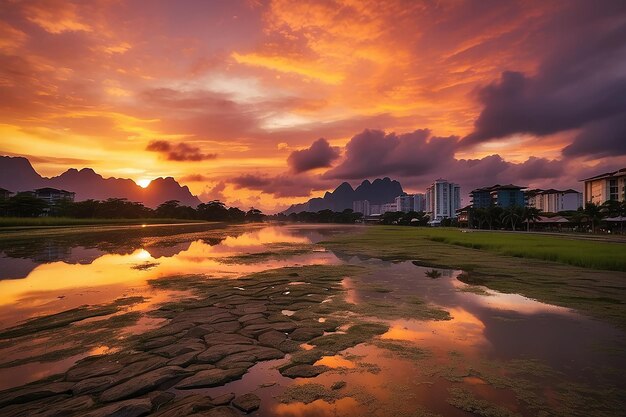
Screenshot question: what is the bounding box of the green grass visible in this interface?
[0,217,205,228]
[420,228,626,272]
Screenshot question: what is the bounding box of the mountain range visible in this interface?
[282,177,404,214]
[0,156,201,208]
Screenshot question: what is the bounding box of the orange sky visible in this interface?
[1,0,625,212]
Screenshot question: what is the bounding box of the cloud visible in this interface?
[461,2,626,158]
[324,129,458,179]
[306,127,570,202]
[562,113,626,158]
[146,140,217,162]
[287,138,340,173]
[179,174,208,182]
[231,173,331,198]
[199,181,227,202]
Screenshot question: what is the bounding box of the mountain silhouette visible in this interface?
[0,156,201,208]
[282,177,403,214]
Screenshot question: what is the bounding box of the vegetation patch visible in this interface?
[375,340,431,361]
[309,323,389,354]
[277,383,341,404]
[447,387,521,417]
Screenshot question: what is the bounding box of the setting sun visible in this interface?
[136,179,152,188]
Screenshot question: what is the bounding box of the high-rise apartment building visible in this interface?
[425,179,461,220]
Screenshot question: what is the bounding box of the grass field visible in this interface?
[420,228,626,272]
[0,217,204,228]
[323,226,626,328]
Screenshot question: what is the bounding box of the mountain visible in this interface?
[0,156,202,208]
[282,177,404,214]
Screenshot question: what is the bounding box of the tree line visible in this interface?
[467,201,626,232]
[0,193,265,222]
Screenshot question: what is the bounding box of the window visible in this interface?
[609,179,618,201]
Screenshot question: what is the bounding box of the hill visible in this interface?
[282,177,403,214]
[0,156,201,208]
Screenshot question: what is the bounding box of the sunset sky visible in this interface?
[1,0,625,212]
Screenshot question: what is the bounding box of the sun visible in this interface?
[136,178,152,188]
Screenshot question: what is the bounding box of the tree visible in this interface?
[6,193,48,217]
[583,202,602,233]
[197,200,229,221]
[501,206,523,230]
[245,208,264,222]
[522,207,541,231]
[600,200,622,218]
[485,206,503,230]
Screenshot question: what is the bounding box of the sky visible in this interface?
[1,0,625,212]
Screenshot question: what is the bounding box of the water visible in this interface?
[0,223,623,415]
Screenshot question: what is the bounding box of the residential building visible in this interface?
[456,205,471,226]
[381,202,398,213]
[369,204,381,215]
[352,200,370,216]
[425,179,461,220]
[33,187,76,205]
[470,184,526,208]
[581,168,626,206]
[395,194,415,213]
[414,193,426,212]
[526,189,582,212]
[0,187,13,200]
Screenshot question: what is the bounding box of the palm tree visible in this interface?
[522,207,541,232]
[485,206,503,230]
[501,206,522,230]
[583,202,602,233]
[601,200,622,217]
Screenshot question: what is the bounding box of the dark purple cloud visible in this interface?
[287,138,341,173]
[179,174,208,182]
[562,113,626,158]
[460,1,626,157]
[146,140,217,161]
[323,129,458,179]
[232,173,332,198]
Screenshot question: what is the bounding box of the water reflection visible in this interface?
[0,224,343,329]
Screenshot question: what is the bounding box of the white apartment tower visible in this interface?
[352,200,371,216]
[414,193,426,212]
[425,179,461,220]
[395,194,415,213]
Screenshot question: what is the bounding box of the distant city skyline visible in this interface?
[1,1,625,213]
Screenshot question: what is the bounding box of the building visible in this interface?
[425,179,461,220]
[0,187,14,200]
[381,202,398,213]
[352,200,370,216]
[414,193,426,212]
[369,204,381,215]
[470,184,526,208]
[33,188,76,205]
[456,205,471,227]
[395,194,415,213]
[581,168,626,207]
[526,189,582,212]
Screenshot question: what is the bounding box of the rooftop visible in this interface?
[580,167,626,182]
[471,184,527,193]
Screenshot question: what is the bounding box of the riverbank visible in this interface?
[323,226,626,328]
[0,217,206,228]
